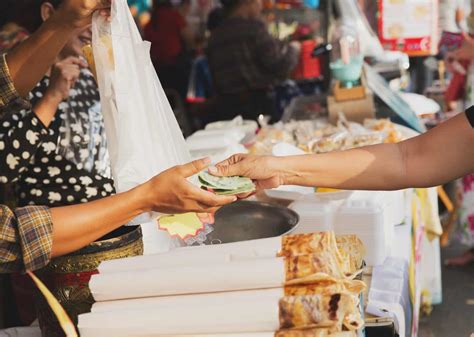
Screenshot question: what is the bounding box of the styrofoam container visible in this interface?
[384,190,406,226]
[349,190,406,254]
[188,128,246,144]
[334,200,387,266]
[205,119,258,138]
[264,185,315,201]
[186,135,234,152]
[289,200,334,234]
[189,144,248,164]
[350,191,405,225]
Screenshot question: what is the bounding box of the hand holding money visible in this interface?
[198,170,256,196]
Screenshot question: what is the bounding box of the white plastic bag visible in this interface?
[91,0,191,222]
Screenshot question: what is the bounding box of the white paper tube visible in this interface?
[90,257,285,301]
[92,288,284,313]
[79,288,281,334]
[80,287,362,335]
[79,330,274,337]
[98,237,282,274]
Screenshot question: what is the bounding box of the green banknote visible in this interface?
[198,171,255,195]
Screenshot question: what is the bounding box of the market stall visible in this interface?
[180,111,443,337]
[5,0,448,336]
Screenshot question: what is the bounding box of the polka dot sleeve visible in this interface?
[0,109,51,183]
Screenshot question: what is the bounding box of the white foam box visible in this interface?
[350,190,406,254]
[289,200,334,234]
[334,200,387,266]
[289,189,406,266]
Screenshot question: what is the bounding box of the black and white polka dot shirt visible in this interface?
[0,69,116,207]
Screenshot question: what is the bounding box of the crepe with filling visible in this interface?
[335,235,365,272]
[284,278,365,297]
[280,233,365,277]
[278,292,363,331]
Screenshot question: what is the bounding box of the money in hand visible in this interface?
[198,171,255,195]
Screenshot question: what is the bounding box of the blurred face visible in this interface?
[61,26,92,58]
[41,2,92,59]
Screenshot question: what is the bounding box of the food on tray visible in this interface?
[251,117,406,158]
[364,118,404,143]
[384,129,404,143]
[198,171,256,195]
[308,132,347,153]
[345,132,384,149]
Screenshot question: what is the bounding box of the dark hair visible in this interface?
[207,7,224,31]
[0,0,37,28]
[220,0,242,11]
[5,0,63,33]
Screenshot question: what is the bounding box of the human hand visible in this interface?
[140,158,237,214]
[210,154,285,192]
[56,0,111,29]
[46,56,87,103]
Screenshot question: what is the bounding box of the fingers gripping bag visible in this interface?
[91,0,192,226]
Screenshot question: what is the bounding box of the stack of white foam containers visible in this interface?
[289,190,406,266]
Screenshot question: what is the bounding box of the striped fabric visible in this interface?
[0,53,30,111]
[0,205,53,273]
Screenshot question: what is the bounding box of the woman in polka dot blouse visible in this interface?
[0,0,115,209]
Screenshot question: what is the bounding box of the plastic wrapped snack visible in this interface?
[308,131,348,154]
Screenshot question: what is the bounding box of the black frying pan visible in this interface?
[202,201,299,245]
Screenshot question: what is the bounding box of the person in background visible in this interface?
[442,15,474,266]
[188,7,223,103]
[206,0,300,122]
[198,6,224,97]
[0,1,33,53]
[128,0,151,32]
[145,0,194,100]
[439,0,468,36]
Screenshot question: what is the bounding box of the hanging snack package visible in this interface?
[91,0,192,224]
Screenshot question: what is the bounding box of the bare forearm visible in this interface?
[50,186,148,257]
[6,16,74,97]
[278,143,408,190]
[278,113,474,190]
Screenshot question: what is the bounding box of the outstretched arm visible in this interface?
[213,112,474,191]
[1,159,236,273]
[50,159,236,257]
